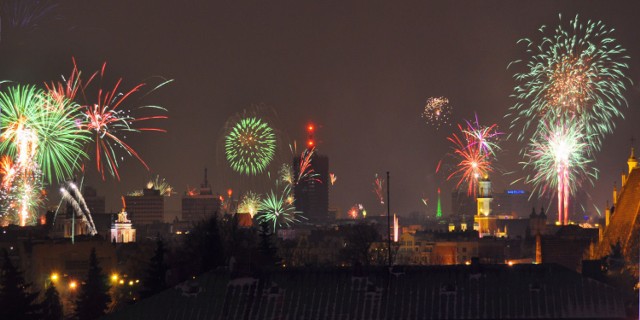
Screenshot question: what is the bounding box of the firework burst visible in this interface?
[508,14,630,151]
[225,117,276,176]
[238,191,261,217]
[447,123,495,196]
[519,120,596,224]
[0,85,90,183]
[421,97,452,129]
[256,185,302,230]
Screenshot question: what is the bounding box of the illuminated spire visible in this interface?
[628,147,637,174]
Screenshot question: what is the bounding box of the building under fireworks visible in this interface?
[181,169,221,225]
[125,188,165,226]
[293,152,329,222]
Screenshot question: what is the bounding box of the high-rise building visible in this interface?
[293,152,329,222]
[451,188,476,218]
[181,169,221,224]
[125,188,164,225]
[82,186,105,214]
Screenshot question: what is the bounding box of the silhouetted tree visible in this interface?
[183,215,225,275]
[41,284,63,320]
[75,248,111,320]
[339,223,381,266]
[140,239,168,299]
[0,250,40,320]
[257,222,280,267]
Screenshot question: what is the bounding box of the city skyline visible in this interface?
[0,1,638,221]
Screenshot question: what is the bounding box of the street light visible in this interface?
[50,273,59,282]
[69,281,77,290]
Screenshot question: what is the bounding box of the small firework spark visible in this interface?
[421,97,452,129]
[330,173,337,185]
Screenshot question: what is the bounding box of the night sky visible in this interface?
[1,0,639,220]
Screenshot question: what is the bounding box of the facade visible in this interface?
[125,188,165,226]
[293,152,329,222]
[181,169,220,224]
[595,148,640,276]
[111,209,136,243]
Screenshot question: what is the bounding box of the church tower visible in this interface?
[477,176,492,216]
[627,147,637,174]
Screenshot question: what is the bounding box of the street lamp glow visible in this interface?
[50,273,59,282]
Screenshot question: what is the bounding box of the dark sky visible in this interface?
[1,0,639,220]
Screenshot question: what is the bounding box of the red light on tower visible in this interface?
[306,122,316,149]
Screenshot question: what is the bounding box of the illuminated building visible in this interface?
[594,147,640,275]
[125,188,164,226]
[110,208,136,243]
[474,176,500,237]
[181,169,221,224]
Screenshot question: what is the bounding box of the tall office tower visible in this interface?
[182,168,221,224]
[293,123,329,222]
[125,188,165,226]
[82,186,106,214]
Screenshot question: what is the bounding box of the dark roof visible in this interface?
[104,264,625,320]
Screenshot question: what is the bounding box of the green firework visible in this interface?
[225,117,276,175]
[0,85,90,183]
[508,14,631,151]
[256,185,300,230]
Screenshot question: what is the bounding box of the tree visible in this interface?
[183,215,225,275]
[140,239,168,299]
[0,250,40,320]
[339,223,381,266]
[41,284,63,320]
[257,222,280,267]
[75,248,111,320]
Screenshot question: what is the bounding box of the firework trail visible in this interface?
[508,14,630,152]
[296,147,320,184]
[59,181,97,235]
[421,97,452,129]
[330,173,337,186]
[519,121,596,224]
[373,174,385,205]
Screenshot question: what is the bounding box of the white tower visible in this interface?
[477,176,492,216]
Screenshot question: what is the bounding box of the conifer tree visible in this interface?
[140,239,168,299]
[41,283,63,320]
[0,250,40,320]
[75,248,111,320]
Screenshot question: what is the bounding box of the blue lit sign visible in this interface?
[506,190,525,195]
